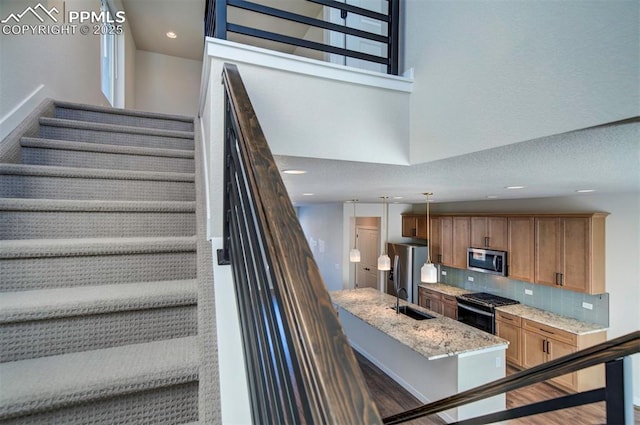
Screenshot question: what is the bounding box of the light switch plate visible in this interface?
[441,270,447,276]
[582,302,593,310]
[525,289,533,295]
[467,276,474,282]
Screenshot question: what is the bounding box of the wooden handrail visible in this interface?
[383,330,639,424]
[220,63,381,424]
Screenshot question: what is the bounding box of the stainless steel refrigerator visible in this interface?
[385,242,428,304]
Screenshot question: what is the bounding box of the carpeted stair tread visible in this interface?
[0,280,198,323]
[0,236,197,259]
[0,198,196,212]
[21,137,194,157]
[39,117,194,139]
[0,163,194,182]
[0,336,199,420]
[53,100,195,123]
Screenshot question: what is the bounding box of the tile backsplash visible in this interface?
[438,266,609,327]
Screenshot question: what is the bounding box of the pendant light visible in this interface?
[421,192,438,283]
[377,196,391,271]
[349,200,361,262]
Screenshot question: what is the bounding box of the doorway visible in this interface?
[354,218,380,289]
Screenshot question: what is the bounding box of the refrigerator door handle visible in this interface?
[393,255,400,293]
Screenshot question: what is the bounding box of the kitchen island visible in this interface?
[331,288,508,423]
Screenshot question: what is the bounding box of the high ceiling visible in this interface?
[121,0,322,61]
[119,1,639,206]
[277,120,639,205]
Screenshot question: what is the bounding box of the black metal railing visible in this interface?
[383,331,639,424]
[214,61,638,425]
[218,62,381,424]
[205,0,400,75]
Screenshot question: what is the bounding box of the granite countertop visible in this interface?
[496,304,608,335]
[418,282,470,297]
[330,288,507,361]
[419,282,607,336]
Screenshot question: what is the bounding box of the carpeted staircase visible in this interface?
[0,100,220,424]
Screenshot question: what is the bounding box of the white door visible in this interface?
[324,0,387,73]
[356,226,379,289]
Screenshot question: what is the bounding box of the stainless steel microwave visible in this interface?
[467,248,507,276]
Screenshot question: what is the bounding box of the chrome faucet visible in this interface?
[396,287,407,314]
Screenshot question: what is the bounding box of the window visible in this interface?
[100,0,116,106]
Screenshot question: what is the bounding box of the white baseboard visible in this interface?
[0,84,50,141]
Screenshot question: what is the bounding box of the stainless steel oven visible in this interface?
[456,292,519,334]
[457,300,495,333]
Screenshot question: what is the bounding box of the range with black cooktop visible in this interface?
[456,292,519,334]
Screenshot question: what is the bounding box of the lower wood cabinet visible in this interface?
[495,311,522,366]
[418,288,457,319]
[441,294,458,320]
[418,287,442,314]
[521,319,605,392]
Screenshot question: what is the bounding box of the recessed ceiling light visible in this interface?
[505,186,525,190]
[393,196,403,200]
[487,195,498,199]
[302,193,314,196]
[282,169,307,175]
[576,189,596,193]
[166,31,177,39]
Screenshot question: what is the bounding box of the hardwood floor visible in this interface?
[356,352,640,424]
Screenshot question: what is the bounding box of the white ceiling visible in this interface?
[277,119,639,205]
[119,1,639,206]
[121,0,322,61]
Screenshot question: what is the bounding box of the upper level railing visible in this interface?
[205,0,400,75]
[218,62,381,424]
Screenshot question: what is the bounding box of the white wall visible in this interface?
[135,50,202,117]
[298,203,344,291]
[0,0,137,138]
[0,0,104,137]
[404,0,640,164]
[429,191,640,405]
[203,39,411,168]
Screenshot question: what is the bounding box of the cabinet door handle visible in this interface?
[438,254,442,263]
[484,236,489,247]
[546,340,551,354]
[558,273,564,286]
[542,339,546,353]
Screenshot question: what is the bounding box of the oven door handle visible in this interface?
[458,303,494,317]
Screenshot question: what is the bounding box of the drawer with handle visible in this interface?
[522,319,576,346]
[496,310,522,327]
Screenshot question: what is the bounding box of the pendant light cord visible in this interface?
[353,200,357,249]
[425,192,432,263]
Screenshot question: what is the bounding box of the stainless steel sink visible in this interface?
[390,305,435,320]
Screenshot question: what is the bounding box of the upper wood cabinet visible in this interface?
[402,212,606,294]
[401,215,426,239]
[439,217,453,266]
[508,217,535,283]
[452,217,470,269]
[534,216,606,294]
[429,217,441,264]
[470,217,507,251]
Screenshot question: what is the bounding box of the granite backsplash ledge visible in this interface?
[437,266,609,327]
